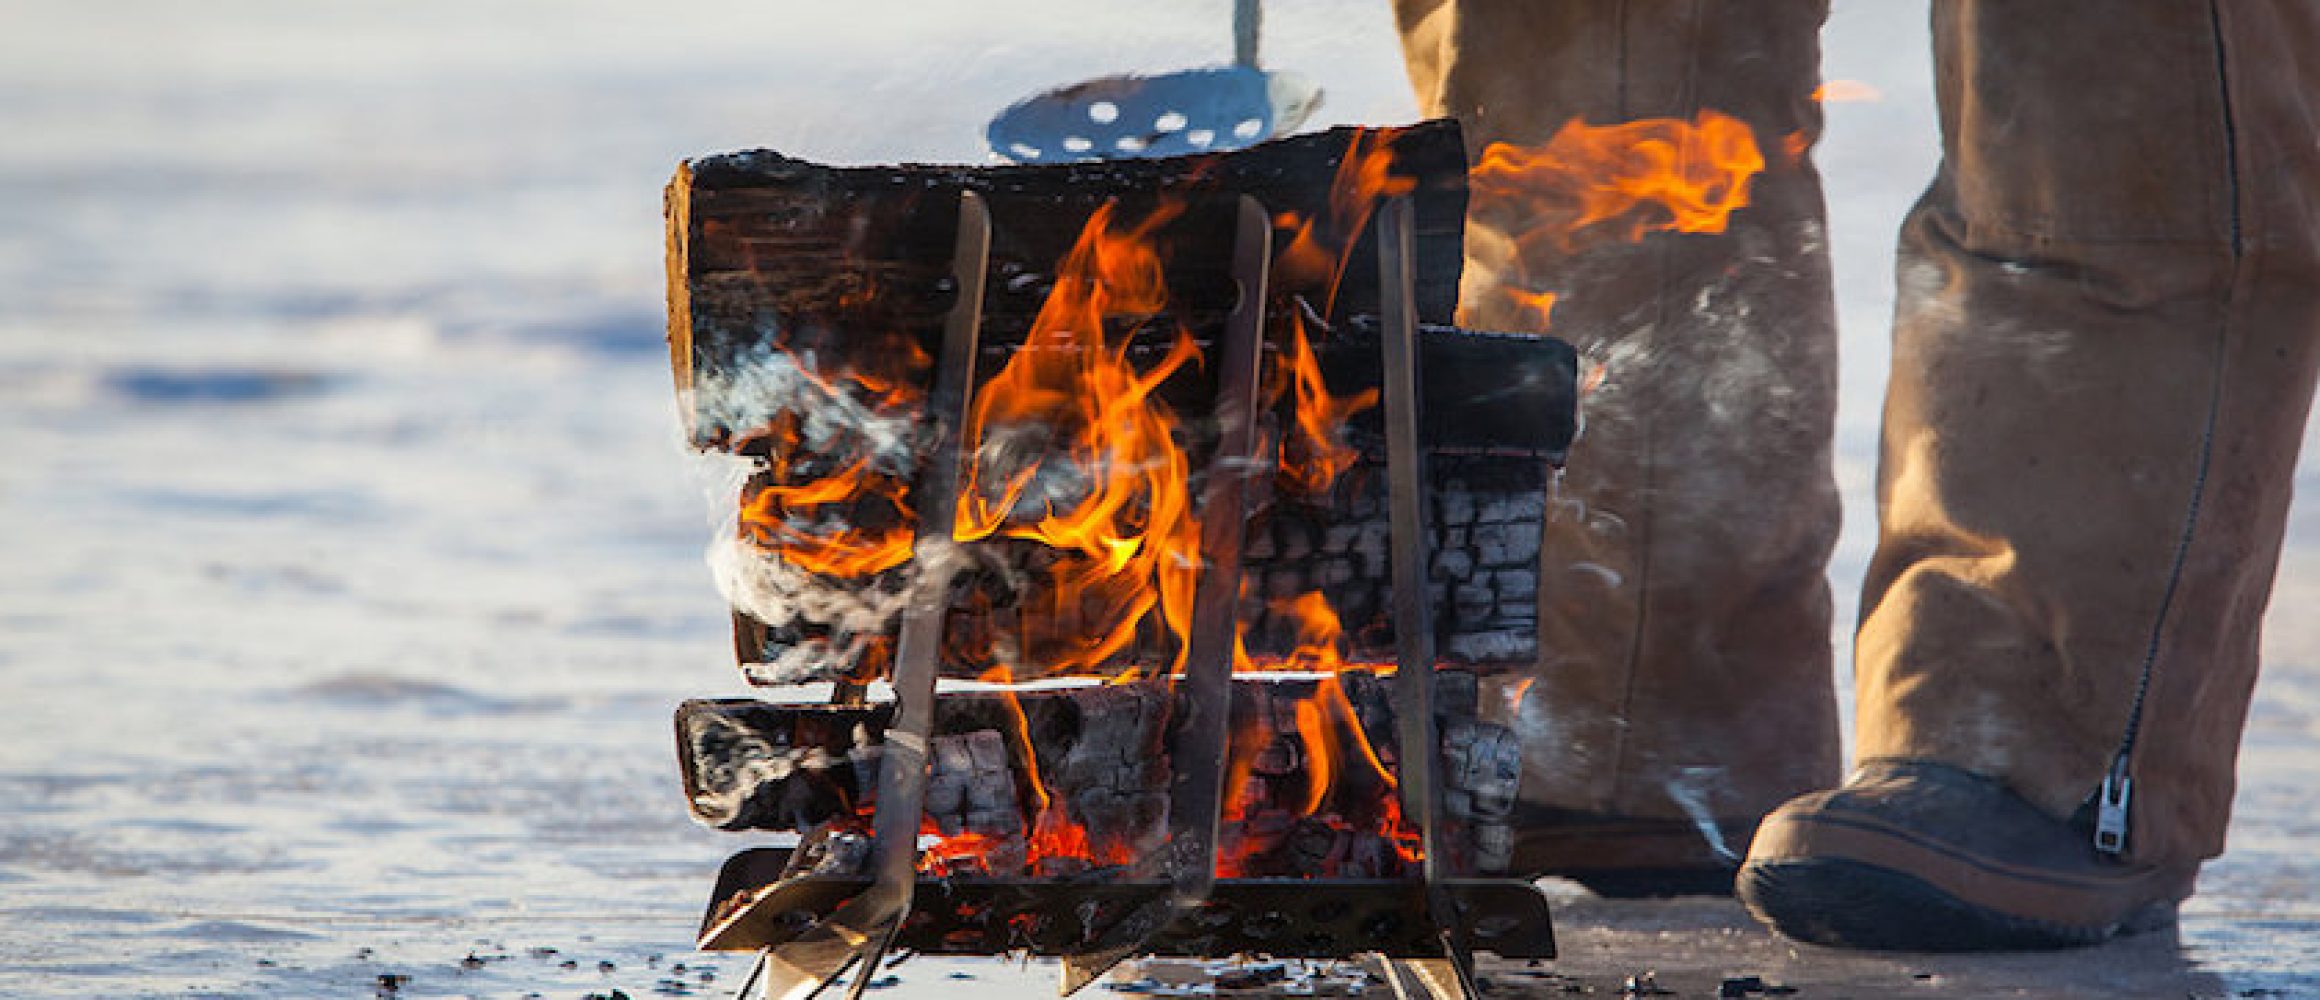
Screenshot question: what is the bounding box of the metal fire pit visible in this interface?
[663,123,1574,999]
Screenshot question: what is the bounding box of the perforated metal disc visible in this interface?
[987,66,1320,163]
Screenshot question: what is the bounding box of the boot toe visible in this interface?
[1736,761,2190,951]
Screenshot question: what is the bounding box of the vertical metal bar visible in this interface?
[1167,193,1271,903]
[759,189,990,1000]
[1233,0,1262,68]
[1057,194,1271,995]
[1378,195,1442,877]
[1376,195,1479,1000]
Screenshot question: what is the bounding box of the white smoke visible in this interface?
[684,339,938,683]
[1664,765,1740,865]
[688,339,922,476]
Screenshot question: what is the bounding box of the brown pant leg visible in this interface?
[1859,0,2320,868]
[1394,1,1844,833]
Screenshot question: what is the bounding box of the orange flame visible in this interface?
[1216,592,1417,872]
[952,200,1204,679]
[736,365,923,579]
[1275,129,1416,313]
[1469,110,1766,253]
[738,454,916,578]
[1811,79,1882,103]
[1266,593,1400,793]
[1503,288,1560,330]
[1779,130,1812,168]
[1277,316,1379,497]
[1290,697,1336,817]
[1466,110,1767,332]
[919,829,1003,875]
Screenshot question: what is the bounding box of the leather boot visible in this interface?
[1742,0,2320,948]
[1394,0,1844,889]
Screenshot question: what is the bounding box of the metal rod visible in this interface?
[1378,195,1442,876]
[1376,196,1480,999]
[1233,0,1261,68]
[758,189,991,1000]
[1168,192,1271,905]
[1057,194,1274,996]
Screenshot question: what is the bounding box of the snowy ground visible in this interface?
[1,2,2314,998]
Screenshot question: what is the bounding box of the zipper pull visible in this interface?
[2095,753,2132,856]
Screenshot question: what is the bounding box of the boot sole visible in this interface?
[1737,856,2122,951]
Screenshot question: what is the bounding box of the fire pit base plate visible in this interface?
[700,848,1554,960]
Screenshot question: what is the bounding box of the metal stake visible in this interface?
[757,189,990,1000]
[1058,194,1273,995]
[1376,195,1481,999]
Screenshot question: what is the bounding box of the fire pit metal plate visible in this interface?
[702,848,1553,960]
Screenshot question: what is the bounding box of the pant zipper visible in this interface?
[2098,0,2244,857]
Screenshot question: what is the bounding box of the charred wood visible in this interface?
[666,123,1470,435]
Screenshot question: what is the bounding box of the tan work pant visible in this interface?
[1399,0,2320,869]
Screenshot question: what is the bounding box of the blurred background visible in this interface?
[0,2,2312,996]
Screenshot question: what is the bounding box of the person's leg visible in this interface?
[1741,0,2320,949]
[1393,0,1843,890]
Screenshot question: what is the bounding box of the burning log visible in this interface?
[680,672,1517,877]
[1045,681,1173,869]
[666,121,1569,988]
[1440,719,1521,873]
[921,730,1028,874]
[666,121,1572,687]
[674,699,883,832]
[666,124,1468,422]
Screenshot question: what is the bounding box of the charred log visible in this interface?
[666,123,1470,429]
[674,699,885,832]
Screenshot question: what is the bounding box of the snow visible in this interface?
[0,1,2313,996]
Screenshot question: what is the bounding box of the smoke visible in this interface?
[688,339,922,476]
[684,340,939,684]
[1664,765,1740,865]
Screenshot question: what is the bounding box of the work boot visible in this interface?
[1397,0,1844,894]
[1746,0,2320,950]
[1738,762,2193,950]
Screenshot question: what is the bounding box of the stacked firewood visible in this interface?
[1046,682,1174,867]
[1217,674,1412,880]
[676,699,880,832]
[677,671,1520,878]
[922,730,1028,874]
[1236,452,1547,670]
